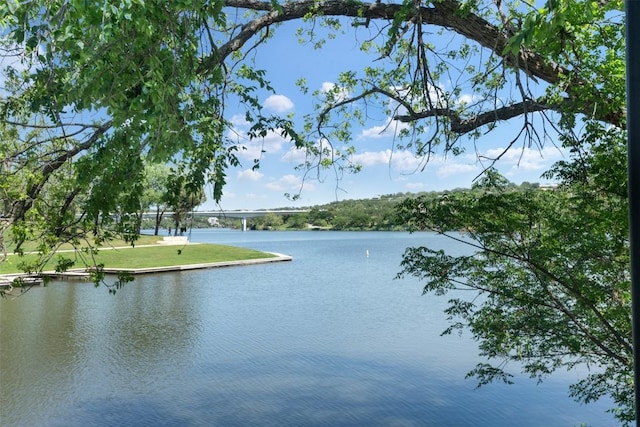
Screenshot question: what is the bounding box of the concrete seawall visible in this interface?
[97,252,292,275]
[1,253,292,284]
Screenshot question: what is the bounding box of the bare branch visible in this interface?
[214,0,623,128]
[10,121,113,222]
[395,99,552,134]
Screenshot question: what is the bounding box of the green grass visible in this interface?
[0,243,276,274]
[4,234,162,254]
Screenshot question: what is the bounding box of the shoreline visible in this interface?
[89,252,292,275]
[0,252,292,286]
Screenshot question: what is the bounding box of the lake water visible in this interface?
[1,230,617,426]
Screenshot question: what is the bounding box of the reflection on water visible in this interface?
[1,231,615,426]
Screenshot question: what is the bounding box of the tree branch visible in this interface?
[395,98,553,134]
[10,121,113,222]
[215,0,624,127]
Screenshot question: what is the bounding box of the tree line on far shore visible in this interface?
[144,180,546,232]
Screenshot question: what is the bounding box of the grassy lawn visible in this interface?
[4,233,162,254]
[0,243,276,274]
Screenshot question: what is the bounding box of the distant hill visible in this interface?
[221,181,545,231]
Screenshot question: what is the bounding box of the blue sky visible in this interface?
[0,15,565,212]
[209,20,565,211]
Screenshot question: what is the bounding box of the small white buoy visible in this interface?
[366,249,369,258]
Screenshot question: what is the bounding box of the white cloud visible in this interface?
[352,149,423,173]
[457,93,477,107]
[222,190,236,200]
[280,138,336,166]
[321,81,349,103]
[482,146,564,171]
[265,174,306,192]
[281,146,308,164]
[436,162,479,177]
[256,130,287,151]
[229,113,249,127]
[237,169,264,181]
[360,119,409,139]
[416,145,565,183]
[351,150,392,166]
[393,82,446,109]
[361,124,390,139]
[321,81,336,92]
[347,147,480,179]
[405,182,426,191]
[0,39,30,94]
[458,93,474,104]
[244,192,269,201]
[229,128,289,160]
[263,94,294,112]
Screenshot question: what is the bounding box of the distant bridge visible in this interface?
[143,209,309,231]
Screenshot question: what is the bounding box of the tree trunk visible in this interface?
[173,214,180,236]
[153,207,164,236]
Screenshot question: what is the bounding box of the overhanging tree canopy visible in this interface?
[0,0,625,233]
[0,0,631,421]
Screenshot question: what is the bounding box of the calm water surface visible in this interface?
[1,230,616,426]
